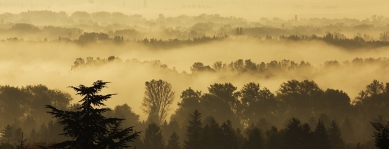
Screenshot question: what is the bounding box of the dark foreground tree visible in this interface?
[371,122,389,149]
[328,121,345,149]
[42,80,140,149]
[167,132,181,149]
[143,122,165,149]
[184,110,203,149]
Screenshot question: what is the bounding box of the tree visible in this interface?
[313,120,331,149]
[284,118,312,149]
[107,104,140,128]
[277,80,324,119]
[143,122,165,149]
[142,79,175,124]
[240,83,277,125]
[167,132,181,149]
[202,116,222,149]
[370,122,389,149]
[242,127,264,149]
[184,110,203,149]
[220,120,238,149]
[15,132,27,149]
[1,124,14,144]
[341,117,354,142]
[172,88,202,131]
[328,121,345,149]
[266,126,284,149]
[42,80,140,149]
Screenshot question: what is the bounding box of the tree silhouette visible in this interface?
[341,117,355,142]
[266,126,284,149]
[167,132,181,149]
[202,116,222,149]
[284,118,312,149]
[328,121,345,149]
[1,124,14,146]
[184,110,203,149]
[242,127,264,149]
[142,79,175,124]
[370,122,389,149]
[220,120,238,149]
[313,120,331,149]
[42,80,140,149]
[143,122,165,149]
[15,132,27,149]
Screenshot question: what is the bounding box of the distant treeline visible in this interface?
[2,23,389,49]
[1,11,389,43]
[0,79,388,148]
[71,56,389,78]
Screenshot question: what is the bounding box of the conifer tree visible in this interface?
[265,126,283,149]
[143,122,165,149]
[42,80,140,149]
[370,122,389,149]
[15,132,27,149]
[284,118,304,149]
[184,110,203,149]
[167,132,181,149]
[328,121,345,149]
[341,117,354,142]
[313,120,331,149]
[242,127,264,149]
[221,120,238,149]
[202,116,222,149]
[1,124,14,144]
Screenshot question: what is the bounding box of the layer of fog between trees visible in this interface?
[1,38,389,121]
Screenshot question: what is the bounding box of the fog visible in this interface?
[1,38,389,120]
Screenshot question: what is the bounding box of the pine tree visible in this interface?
[42,80,140,149]
[265,126,283,149]
[328,121,345,149]
[341,117,354,142]
[202,116,222,149]
[15,132,27,149]
[370,122,389,149]
[184,110,203,149]
[221,120,238,149]
[143,122,165,149]
[1,124,14,144]
[313,120,331,149]
[167,132,181,149]
[284,118,313,149]
[242,127,264,149]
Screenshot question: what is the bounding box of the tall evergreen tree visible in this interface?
[1,124,14,144]
[221,120,238,149]
[341,117,354,142]
[202,116,222,149]
[283,118,313,149]
[266,126,284,149]
[328,121,345,149]
[167,132,181,149]
[184,110,203,149]
[42,80,140,149]
[370,122,389,149]
[143,122,165,149]
[313,120,331,149]
[242,127,264,149]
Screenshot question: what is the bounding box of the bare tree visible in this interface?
[142,79,175,124]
